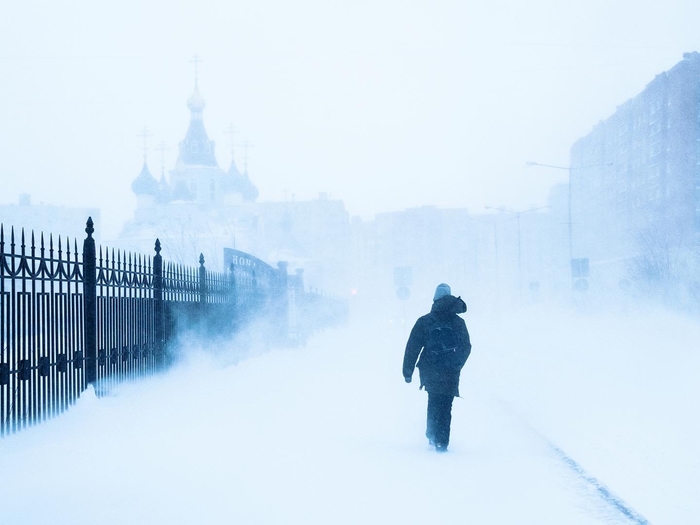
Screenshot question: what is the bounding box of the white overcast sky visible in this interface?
[1,0,699,237]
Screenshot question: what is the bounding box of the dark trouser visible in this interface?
[426,393,454,446]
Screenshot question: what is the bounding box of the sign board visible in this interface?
[224,248,266,271]
[571,258,590,279]
[396,286,411,301]
[574,278,589,292]
[393,267,413,287]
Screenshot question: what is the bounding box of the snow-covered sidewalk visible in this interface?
[1,308,684,524]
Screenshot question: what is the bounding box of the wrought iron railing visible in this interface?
[1,218,347,436]
[0,228,85,434]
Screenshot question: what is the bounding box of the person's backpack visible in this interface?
[423,318,461,368]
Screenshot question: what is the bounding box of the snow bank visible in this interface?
[469,304,699,524]
[1,303,692,524]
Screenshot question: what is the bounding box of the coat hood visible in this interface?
[430,294,467,315]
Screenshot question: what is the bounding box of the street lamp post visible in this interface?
[470,216,499,307]
[526,160,612,287]
[485,205,549,299]
[525,162,572,262]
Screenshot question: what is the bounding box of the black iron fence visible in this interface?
[1,218,347,436]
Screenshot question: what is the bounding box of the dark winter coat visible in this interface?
[402,295,471,397]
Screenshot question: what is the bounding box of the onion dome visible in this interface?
[187,82,206,115]
[170,180,194,201]
[131,160,159,196]
[157,172,171,204]
[224,158,259,202]
[240,169,259,202]
[176,80,218,167]
[222,158,240,193]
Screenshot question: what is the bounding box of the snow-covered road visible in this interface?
[2,305,693,524]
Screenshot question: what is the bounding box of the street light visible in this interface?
[525,161,572,263]
[525,160,613,282]
[485,205,550,298]
[469,216,500,307]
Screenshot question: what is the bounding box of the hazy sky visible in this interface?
[2,0,699,238]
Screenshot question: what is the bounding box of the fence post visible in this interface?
[153,239,164,366]
[229,262,237,330]
[294,268,304,294]
[198,254,207,324]
[198,253,206,301]
[277,261,289,344]
[83,217,97,386]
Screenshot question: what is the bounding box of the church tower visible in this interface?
[131,159,159,209]
[223,137,259,204]
[130,126,159,220]
[169,59,228,206]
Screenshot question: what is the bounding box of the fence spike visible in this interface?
[85,216,94,238]
[65,236,71,264]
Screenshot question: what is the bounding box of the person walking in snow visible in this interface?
[403,283,471,452]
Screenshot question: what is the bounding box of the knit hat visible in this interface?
[433,283,451,301]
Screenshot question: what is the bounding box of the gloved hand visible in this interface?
[404,376,412,383]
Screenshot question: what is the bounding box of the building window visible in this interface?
[650,142,662,159]
[191,142,198,154]
[649,121,661,136]
[618,121,628,137]
[210,180,215,202]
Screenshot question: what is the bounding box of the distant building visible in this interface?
[349,200,568,312]
[349,206,473,312]
[570,52,700,288]
[119,77,350,295]
[0,194,100,244]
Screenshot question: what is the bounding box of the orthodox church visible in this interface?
[119,77,350,294]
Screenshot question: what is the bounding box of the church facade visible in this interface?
[119,79,351,296]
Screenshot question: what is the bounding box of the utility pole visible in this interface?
[526,161,612,287]
[485,205,549,300]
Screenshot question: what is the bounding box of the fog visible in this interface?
[2,2,700,524]
[3,1,700,238]
[1,304,697,524]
